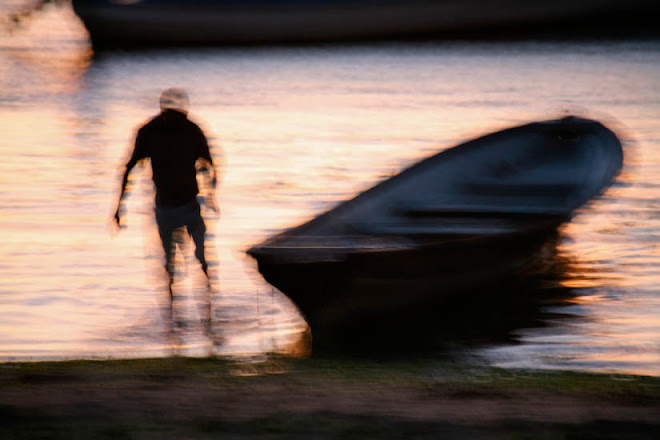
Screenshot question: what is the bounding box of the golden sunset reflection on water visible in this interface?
[0,1,659,375]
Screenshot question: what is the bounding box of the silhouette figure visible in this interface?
[114,88,218,340]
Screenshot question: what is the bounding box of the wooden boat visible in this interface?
[71,0,660,48]
[247,116,623,341]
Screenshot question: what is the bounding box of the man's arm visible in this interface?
[196,158,219,213]
[113,164,133,226]
[114,129,147,227]
[196,125,220,213]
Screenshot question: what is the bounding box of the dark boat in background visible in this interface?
[247,116,624,342]
[71,0,660,48]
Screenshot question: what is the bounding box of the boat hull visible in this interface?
[248,116,624,344]
[256,224,561,342]
[71,0,660,48]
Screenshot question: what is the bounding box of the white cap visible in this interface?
[159,88,189,114]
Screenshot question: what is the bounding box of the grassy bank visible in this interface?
[1,356,659,439]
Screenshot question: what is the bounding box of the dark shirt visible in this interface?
[127,110,213,208]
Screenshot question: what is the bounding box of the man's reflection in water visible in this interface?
[113,88,219,346]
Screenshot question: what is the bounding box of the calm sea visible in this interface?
[1,1,658,375]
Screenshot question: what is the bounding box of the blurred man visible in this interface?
[114,88,218,338]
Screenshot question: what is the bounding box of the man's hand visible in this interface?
[206,193,220,216]
[109,206,125,237]
[113,206,123,228]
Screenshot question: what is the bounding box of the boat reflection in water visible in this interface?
[308,241,581,354]
[248,116,624,350]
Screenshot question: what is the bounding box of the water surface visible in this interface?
[0,1,659,375]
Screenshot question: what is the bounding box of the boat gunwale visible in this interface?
[248,116,621,257]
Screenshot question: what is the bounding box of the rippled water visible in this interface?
[0,1,659,375]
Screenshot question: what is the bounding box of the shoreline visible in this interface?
[1,356,659,438]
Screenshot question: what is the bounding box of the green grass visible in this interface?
[1,356,659,439]
[2,355,659,397]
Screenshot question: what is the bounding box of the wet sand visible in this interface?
[1,357,659,439]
